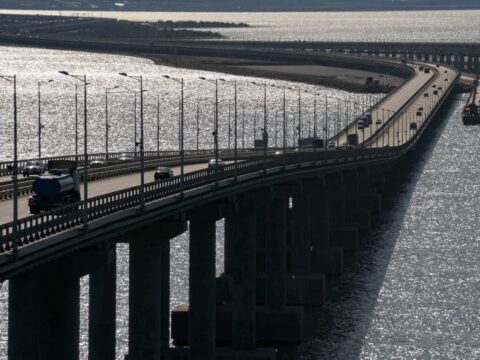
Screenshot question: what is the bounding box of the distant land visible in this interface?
[0,0,479,11]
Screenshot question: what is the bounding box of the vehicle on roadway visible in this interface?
[154,166,174,181]
[118,153,134,162]
[410,122,418,131]
[337,143,355,150]
[327,140,337,149]
[22,160,45,177]
[274,150,284,156]
[375,119,382,125]
[208,158,225,171]
[28,161,80,214]
[89,158,106,168]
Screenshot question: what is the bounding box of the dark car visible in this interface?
[208,158,225,171]
[154,166,174,181]
[22,160,45,177]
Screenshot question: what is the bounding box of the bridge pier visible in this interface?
[328,175,359,252]
[309,180,344,277]
[126,219,185,360]
[89,241,117,360]
[8,248,107,360]
[189,207,218,360]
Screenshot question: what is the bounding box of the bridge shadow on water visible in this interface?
[277,96,460,360]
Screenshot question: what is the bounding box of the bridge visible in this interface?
[0,55,459,360]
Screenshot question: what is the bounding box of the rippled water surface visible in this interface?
[1,9,480,42]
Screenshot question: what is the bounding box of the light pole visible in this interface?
[219,79,238,178]
[163,75,185,195]
[251,81,268,172]
[74,83,79,160]
[37,79,53,159]
[59,71,89,230]
[120,73,145,209]
[0,74,18,256]
[104,85,118,160]
[199,77,219,183]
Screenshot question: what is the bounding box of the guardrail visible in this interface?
[0,145,406,254]
[0,63,460,262]
[0,148,290,201]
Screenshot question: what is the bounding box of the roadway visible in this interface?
[0,162,209,225]
[0,62,458,226]
[336,62,457,147]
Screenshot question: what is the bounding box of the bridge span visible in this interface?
[0,58,459,360]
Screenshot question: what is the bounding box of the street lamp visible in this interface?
[105,85,118,160]
[251,81,268,172]
[0,74,18,256]
[37,79,54,159]
[219,79,238,178]
[119,72,145,209]
[59,70,89,230]
[163,75,185,195]
[199,77,220,184]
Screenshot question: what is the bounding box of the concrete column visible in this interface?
[89,242,116,360]
[160,238,171,357]
[291,191,311,275]
[224,213,235,276]
[265,197,287,309]
[310,183,344,276]
[128,224,165,360]
[9,267,80,360]
[189,209,217,359]
[231,199,257,350]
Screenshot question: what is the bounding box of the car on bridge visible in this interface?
[118,153,134,163]
[375,119,382,125]
[154,166,174,180]
[208,159,225,171]
[22,160,46,177]
[89,158,106,168]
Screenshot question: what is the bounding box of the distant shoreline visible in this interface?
[0,6,480,13]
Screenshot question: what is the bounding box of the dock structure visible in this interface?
[0,52,460,360]
[463,74,480,125]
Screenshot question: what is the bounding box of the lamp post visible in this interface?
[163,75,185,195]
[0,74,18,256]
[119,73,145,209]
[199,77,219,183]
[74,83,79,160]
[104,85,118,160]
[219,79,238,178]
[59,71,89,230]
[251,81,268,172]
[37,79,53,159]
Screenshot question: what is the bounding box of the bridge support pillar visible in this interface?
[327,175,359,252]
[89,241,117,360]
[9,271,79,360]
[310,181,344,277]
[291,191,311,275]
[127,219,185,360]
[7,248,111,360]
[189,207,218,360]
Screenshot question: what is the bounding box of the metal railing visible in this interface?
[0,69,460,259]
